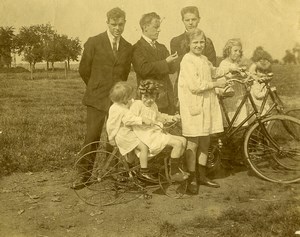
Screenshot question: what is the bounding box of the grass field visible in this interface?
[0,65,299,176]
[0,66,299,236]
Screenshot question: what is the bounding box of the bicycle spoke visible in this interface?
[245,115,300,183]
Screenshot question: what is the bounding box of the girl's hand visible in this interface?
[109,139,116,146]
[228,64,240,73]
[214,78,227,88]
[142,117,153,125]
[172,114,181,122]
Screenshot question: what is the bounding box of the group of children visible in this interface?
[106,28,273,194]
[106,80,188,183]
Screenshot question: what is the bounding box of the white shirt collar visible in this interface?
[142,34,156,45]
[107,30,120,49]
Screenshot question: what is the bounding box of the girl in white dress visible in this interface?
[178,29,235,193]
[218,39,248,127]
[130,80,189,182]
[249,48,273,115]
[106,82,157,182]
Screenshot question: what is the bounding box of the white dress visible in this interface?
[130,100,173,156]
[178,53,224,136]
[218,59,248,127]
[249,63,270,115]
[106,103,142,156]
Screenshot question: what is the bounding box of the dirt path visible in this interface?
[1,167,299,237]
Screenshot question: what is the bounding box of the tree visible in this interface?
[0,26,15,68]
[251,46,273,63]
[15,23,82,74]
[43,33,65,70]
[16,24,56,72]
[283,50,296,64]
[15,25,44,72]
[292,43,300,64]
[57,35,82,70]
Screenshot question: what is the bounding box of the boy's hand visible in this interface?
[166,51,178,63]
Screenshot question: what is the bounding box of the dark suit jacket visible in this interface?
[79,31,132,112]
[132,37,175,114]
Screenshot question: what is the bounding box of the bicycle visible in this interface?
[73,121,188,206]
[207,70,300,183]
[246,72,300,118]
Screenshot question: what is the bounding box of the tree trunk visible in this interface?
[46,61,49,71]
[67,58,70,70]
[30,63,33,80]
[64,61,68,79]
[51,62,54,71]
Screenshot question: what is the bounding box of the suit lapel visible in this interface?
[180,32,189,54]
[139,37,159,58]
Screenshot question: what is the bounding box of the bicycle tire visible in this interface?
[286,108,300,119]
[207,145,222,173]
[73,148,143,206]
[244,115,300,183]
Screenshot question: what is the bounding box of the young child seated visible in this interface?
[130,80,189,182]
[106,81,158,182]
[249,48,273,115]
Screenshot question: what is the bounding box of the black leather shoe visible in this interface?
[187,180,198,195]
[138,172,159,183]
[199,178,220,188]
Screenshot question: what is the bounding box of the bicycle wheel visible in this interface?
[158,158,187,198]
[244,115,300,183]
[74,148,143,206]
[286,108,300,119]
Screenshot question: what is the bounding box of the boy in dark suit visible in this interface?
[170,6,217,111]
[73,7,132,189]
[132,12,178,114]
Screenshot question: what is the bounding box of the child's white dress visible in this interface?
[249,63,271,115]
[130,100,173,156]
[106,103,142,155]
[218,59,248,127]
[178,53,224,136]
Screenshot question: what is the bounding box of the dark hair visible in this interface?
[138,79,160,97]
[186,28,205,45]
[252,49,273,63]
[109,81,133,103]
[139,12,160,31]
[181,6,200,20]
[223,38,243,59]
[107,7,126,21]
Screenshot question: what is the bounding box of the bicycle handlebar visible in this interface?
[224,69,273,86]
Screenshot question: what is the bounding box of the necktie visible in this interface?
[150,41,156,49]
[112,38,118,58]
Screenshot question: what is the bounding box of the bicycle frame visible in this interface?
[217,78,295,153]
[218,86,261,140]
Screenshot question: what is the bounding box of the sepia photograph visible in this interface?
[0,0,300,236]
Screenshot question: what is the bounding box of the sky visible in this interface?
[1,0,300,61]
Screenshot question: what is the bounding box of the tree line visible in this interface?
[0,23,82,72]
